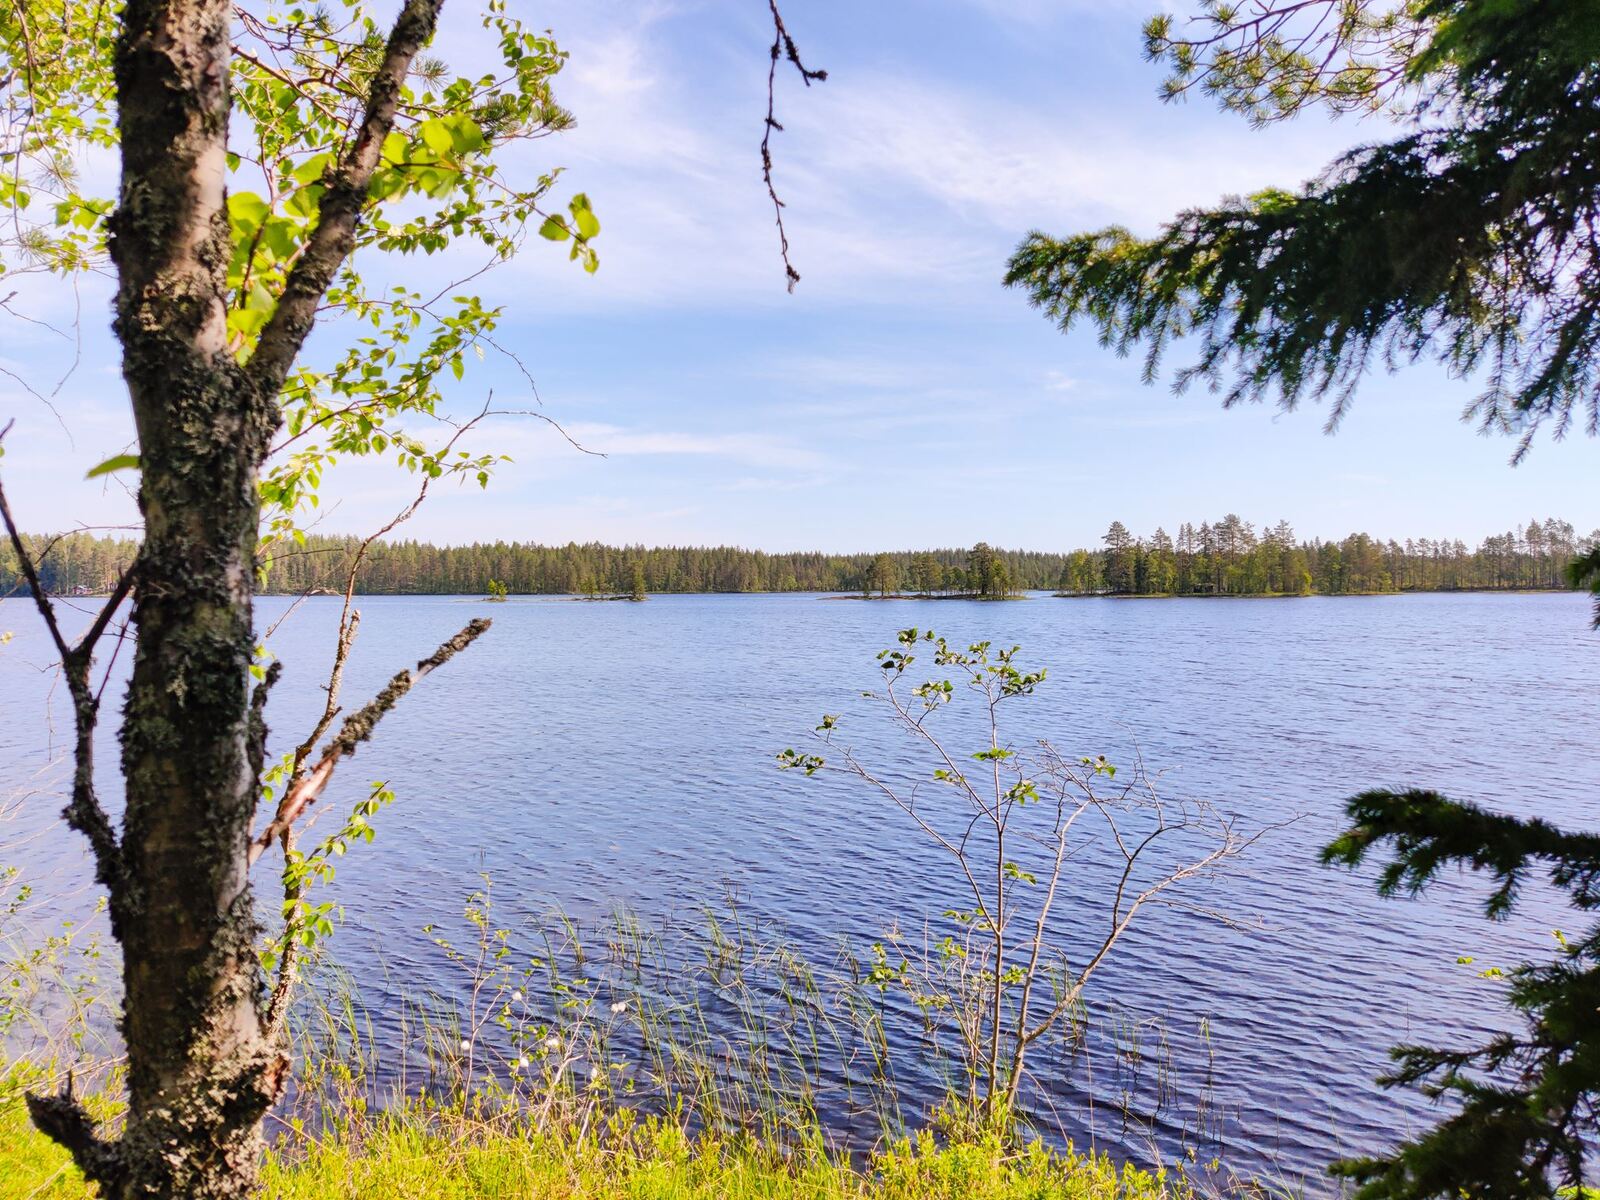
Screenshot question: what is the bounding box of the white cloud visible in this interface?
[953,0,1156,25]
[322,414,824,476]
[569,423,825,470]
[790,73,1343,237]
[717,473,831,493]
[479,3,1361,316]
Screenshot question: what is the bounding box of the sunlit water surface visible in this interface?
[2,591,1595,1189]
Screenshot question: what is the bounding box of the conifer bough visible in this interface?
[1006,0,1600,463]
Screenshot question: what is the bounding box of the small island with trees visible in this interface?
[846,542,1021,599]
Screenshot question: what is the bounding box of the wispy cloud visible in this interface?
[571,423,826,470]
[791,74,1340,238]
[717,473,833,493]
[485,2,1354,314]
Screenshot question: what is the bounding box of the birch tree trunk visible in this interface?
[107,1,280,1191]
[20,1,448,1194]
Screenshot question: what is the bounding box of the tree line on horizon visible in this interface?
[3,515,1591,599]
[4,0,1600,1190]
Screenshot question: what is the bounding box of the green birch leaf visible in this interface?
[86,453,140,478]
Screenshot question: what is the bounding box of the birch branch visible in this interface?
[248,617,489,866]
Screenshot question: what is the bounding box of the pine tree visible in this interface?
[1101,521,1136,594]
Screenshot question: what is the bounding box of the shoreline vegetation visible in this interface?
[2,858,1230,1200]
[1,518,1592,602]
[0,1094,1194,1200]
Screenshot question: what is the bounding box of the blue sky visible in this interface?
[2,0,1594,551]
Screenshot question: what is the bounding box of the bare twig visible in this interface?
[762,0,825,292]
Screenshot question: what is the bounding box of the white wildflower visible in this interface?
[610,1000,627,1014]
[458,1039,471,1052]
[544,1036,560,1051]
[511,989,524,1003]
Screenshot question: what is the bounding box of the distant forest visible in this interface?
[4,516,1593,600]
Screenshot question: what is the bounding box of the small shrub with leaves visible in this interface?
[781,629,1261,1130]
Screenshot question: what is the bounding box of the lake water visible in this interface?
[2,590,1596,1188]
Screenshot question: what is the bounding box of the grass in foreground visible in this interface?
[2,1088,1187,1200]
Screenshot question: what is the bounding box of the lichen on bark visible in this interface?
[17,0,455,1195]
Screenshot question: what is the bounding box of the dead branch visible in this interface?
[282,398,493,784]
[0,420,70,663]
[259,413,488,1030]
[248,618,491,866]
[762,0,826,292]
[24,1089,122,1191]
[0,419,129,894]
